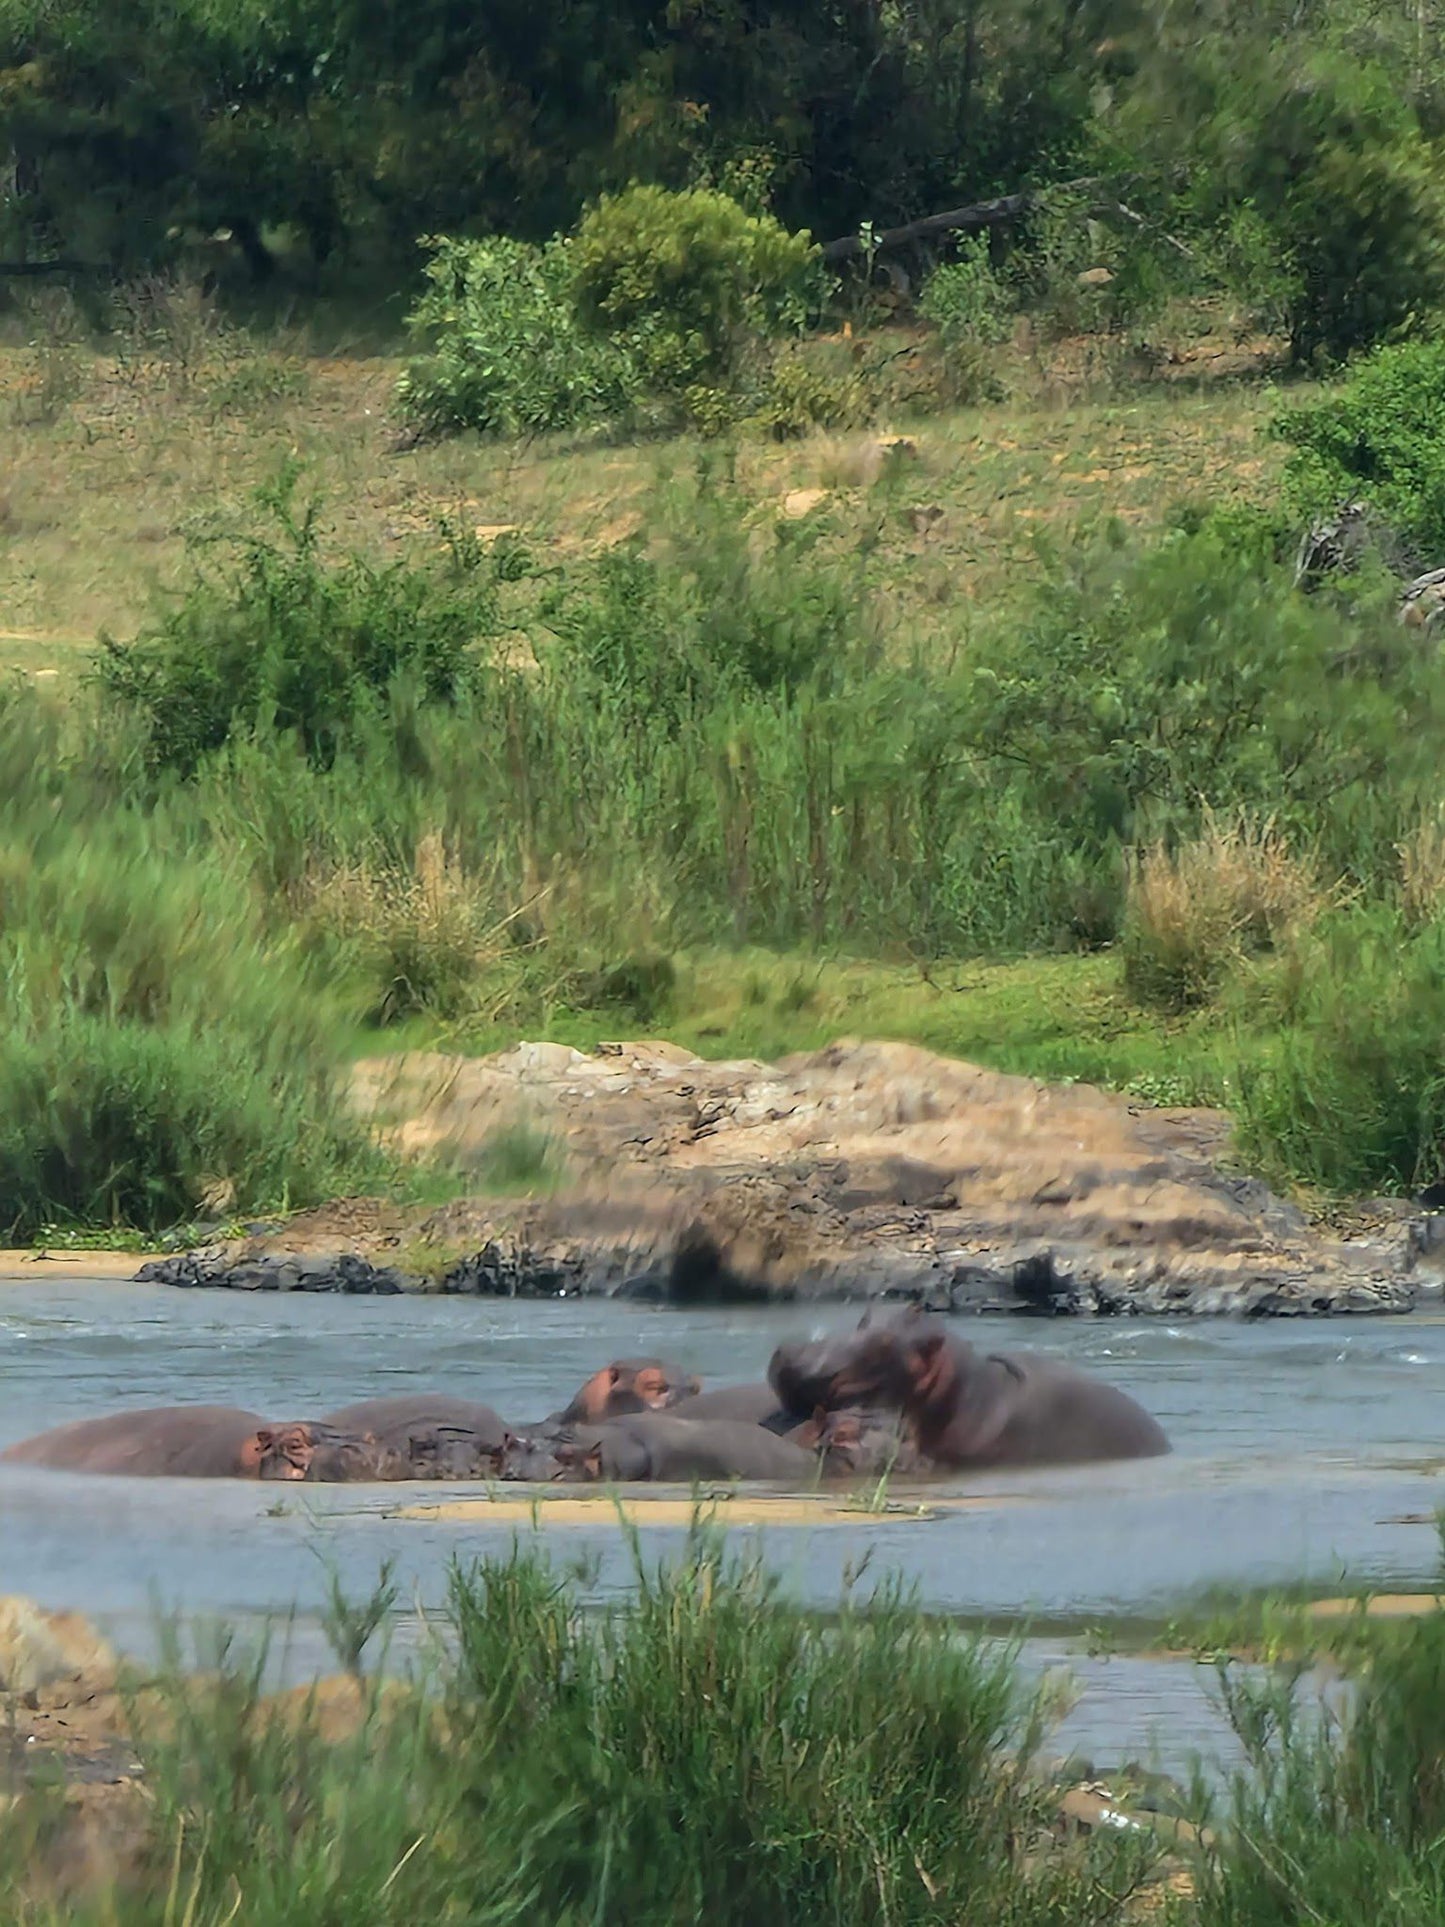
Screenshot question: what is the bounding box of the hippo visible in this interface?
[0,1406,278,1478]
[554,1358,701,1425]
[670,1383,797,1431]
[318,1396,510,1456]
[791,1406,925,1480]
[256,1414,514,1482]
[248,1422,410,1482]
[540,1414,821,1484]
[768,1309,1170,1471]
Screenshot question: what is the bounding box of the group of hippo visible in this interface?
[0,1309,1171,1487]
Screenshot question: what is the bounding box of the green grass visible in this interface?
[416,947,1239,1114]
[14,1538,1445,1922]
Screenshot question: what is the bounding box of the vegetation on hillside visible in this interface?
[5,2,1445,1229]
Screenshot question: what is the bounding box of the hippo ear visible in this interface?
[685,1375,702,1397]
[584,1444,604,1479]
[607,1365,622,1386]
[915,1329,946,1358]
[254,1428,276,1449]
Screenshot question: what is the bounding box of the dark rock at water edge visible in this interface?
[135,1252,416,1295]
[131,1232,1416,1317]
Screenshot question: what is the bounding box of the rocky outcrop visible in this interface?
[142,1040,1425,1315]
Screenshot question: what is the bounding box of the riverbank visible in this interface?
[131,1038,1426,1316]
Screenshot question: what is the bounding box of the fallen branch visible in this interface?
[821,177,1192,265]
[821,191,1052,263]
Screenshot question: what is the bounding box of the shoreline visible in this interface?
[0,1250,145,1282]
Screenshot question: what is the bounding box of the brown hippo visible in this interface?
[1,1406,278,1478]
[250,1422,406,1482]
[768,1309,1170,1471]
[554,1358,701,1425]
[671,1383,796,1430]
[257,1416,512,1482]
[791,1406,925,1480]
[318,1396,510,1455]
[543,1414,821,1484]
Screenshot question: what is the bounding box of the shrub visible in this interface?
[1198,55,1445,362]
[749,341,874,438]
[1234,910,1445,1195]
[958,525,1443,876]
[539,469,877,721]
[95,471,497,775]
[397,234,639,439]
[1122,814,1325,1010]
[919,237,1016,348]
[1274,338,1445,569]
[570,184,822,394]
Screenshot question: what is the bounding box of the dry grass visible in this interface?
[0,308,1283,681]
[301,830,519,1025]
[1397,808,1445,928]
[1123,812,1330,1010]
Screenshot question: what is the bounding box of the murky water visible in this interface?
[1,1279,1440,1775]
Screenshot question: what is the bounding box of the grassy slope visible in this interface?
[1,312,1294,1149]
[0,317,1281,671]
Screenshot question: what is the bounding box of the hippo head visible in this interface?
[495,1431,570,1481]
[560,1357,701,1423]
[251,1423,405,1483]
[549,1440,606,1483]
[769,1307,953,1417]
[251,1422,318,1480]
[405,1425,507,1481]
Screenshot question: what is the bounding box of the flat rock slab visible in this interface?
[143,1039,1426,1316]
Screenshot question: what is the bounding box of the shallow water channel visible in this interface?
[2,1278,1442,1777]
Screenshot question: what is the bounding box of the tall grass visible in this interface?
[1122,813,1327,1011]
[16,1536,1151,1925]
[1233,910,1445,1195]
[15,1540,1445,1923]
[1194,1599,1445,1926]
[0,728,377,1235]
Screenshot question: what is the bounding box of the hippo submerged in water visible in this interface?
[768,1307,1170,1471]
[502,1413,822,1485]
[0,1323,1169,1484]
[0,1406,283,1478]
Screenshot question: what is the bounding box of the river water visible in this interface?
[2,1279,1441,1776]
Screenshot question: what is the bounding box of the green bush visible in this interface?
[1233,910,1445,1195]
[397,234,640,439]
[1275,338,1445,568]
[748,341,874,439]
[570,184,822,394]
[919,237,1016,347]
[0,801,372,1237]
[1201,55,1445,362]
[958,525,1441,873]
[95,471,498,775]
[540,479,874,722]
